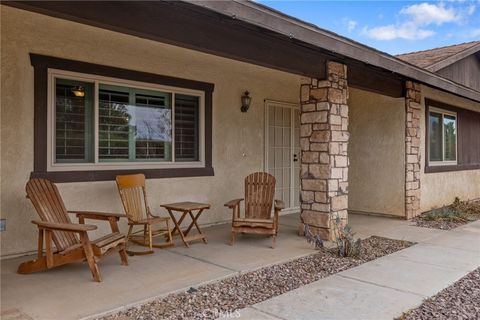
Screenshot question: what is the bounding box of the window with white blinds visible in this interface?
[52,74,203,168]
[175,94,199,161]
[55,79,94,163]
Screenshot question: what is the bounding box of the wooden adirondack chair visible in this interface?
[18,178,128,282]
[225,172,285,248]
[116,174,173,255]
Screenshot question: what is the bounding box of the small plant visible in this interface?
[304,224,324,249]
[422,197,478,222]
[332,216,361,258]
[303,217,361,258]
[450,197,480,217]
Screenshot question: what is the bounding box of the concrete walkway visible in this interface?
[1,213,314,320]
[233,220,480,320]
[2,214,479,320]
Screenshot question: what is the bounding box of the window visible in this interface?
[428,107,457,165]
[425,99,480,173]
[50,70,203,171]
[55,79,94,163]
[97,84,173,162]
[30,54,213,182]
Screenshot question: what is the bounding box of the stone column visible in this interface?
[405,81,421,219]
[299,61,349,241]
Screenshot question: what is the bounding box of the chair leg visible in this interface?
[148,225,153,251]
[167,220,173,245]
[272,235,276,249]
[126,225,133,245]
[80,233,102,282]
[230,232,236,246]
[37,228,44,259]
[119,245,129,266]
[143,225,148,245]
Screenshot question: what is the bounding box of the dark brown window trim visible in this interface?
[425,98,480,174]
[425,164,480,173]
[30,53,214,182]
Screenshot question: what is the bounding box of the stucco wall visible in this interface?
[0,6,301,257]
[419,85,480,212]
[348,88,405,216]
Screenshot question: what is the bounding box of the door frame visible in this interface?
[264,99,300,214]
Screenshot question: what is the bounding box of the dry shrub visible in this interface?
[423,197,480,222]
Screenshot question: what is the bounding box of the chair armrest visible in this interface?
[32,220,97,232]
[274,200,285,210]
[70,211,128,221]
[224,198,244,208]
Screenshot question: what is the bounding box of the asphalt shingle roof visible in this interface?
[396,41,480,70]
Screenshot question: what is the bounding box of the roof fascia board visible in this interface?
[188,0,480,102]
[427,43,480,72]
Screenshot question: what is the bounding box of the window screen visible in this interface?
[428,109,457,163]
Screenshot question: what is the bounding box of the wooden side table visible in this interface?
[160,202,210,247]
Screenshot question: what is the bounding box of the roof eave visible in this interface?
[188,0,480,102]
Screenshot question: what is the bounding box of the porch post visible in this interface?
[299,61,349,240]
[405,81,422,219]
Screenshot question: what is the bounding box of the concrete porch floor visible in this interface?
[1,213,449,320]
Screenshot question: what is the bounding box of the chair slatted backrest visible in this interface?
[244,172,276,219]
[116,174,149,223]
[26,179,79,252]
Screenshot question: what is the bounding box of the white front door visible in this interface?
[265,100,300,213]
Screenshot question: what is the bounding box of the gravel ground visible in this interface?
[100,236,413,320]
[412,218,467,230]
[398,268,480,320]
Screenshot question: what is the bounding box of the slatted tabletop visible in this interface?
[160,202,210,211]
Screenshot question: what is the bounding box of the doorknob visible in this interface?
[293,154,298,162]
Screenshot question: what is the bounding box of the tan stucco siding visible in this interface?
[0,6,301,257]
[419,85,480,212]
[348,88,406,216]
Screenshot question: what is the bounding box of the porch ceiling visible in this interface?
[5,0,403,98]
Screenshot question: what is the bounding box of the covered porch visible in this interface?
[1,213,445,320]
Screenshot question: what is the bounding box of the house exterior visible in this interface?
[1,1,479,258]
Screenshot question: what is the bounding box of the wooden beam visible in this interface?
[6,1,406,97]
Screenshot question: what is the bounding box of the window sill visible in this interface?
[425,164,480,173]
[30,166,214,183]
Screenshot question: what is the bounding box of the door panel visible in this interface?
[265,101,300,211]
[293,108,301,207]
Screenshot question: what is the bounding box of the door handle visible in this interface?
[293,154,298,162]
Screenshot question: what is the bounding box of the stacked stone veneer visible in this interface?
[405,81,422,219]
[299,61,349,241]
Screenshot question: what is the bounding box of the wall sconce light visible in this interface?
[240,91,251,112]
[71,86,85,97]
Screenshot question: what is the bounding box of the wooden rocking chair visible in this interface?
[18,178,128,282]
[225,172,285,248]
[116,174,173,255]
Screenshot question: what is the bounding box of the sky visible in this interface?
[257,0,480,55]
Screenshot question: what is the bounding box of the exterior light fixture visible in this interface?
[240,91,251,113]
[71,86,85,97]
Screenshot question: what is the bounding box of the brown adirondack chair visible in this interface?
[116,174,173,255]
[18,178,128,282]
[225,172,285,248]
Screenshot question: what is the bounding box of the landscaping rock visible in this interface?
[398,268,480,320]
[100,236,413,320]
